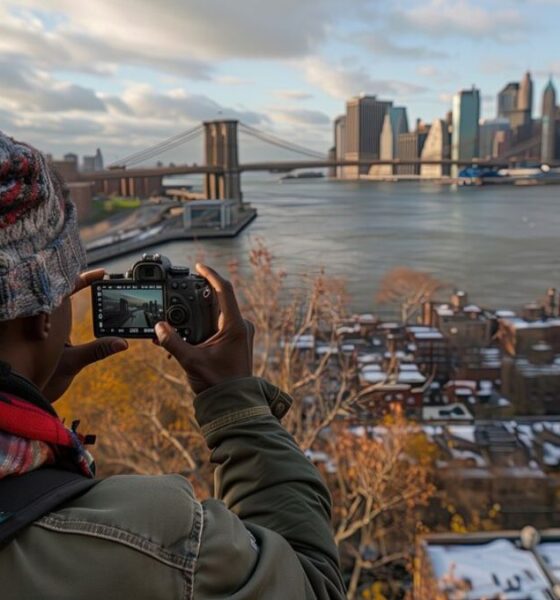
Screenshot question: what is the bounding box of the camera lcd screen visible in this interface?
[93,282,165,338]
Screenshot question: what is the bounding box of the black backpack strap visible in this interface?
[0,468,99,550]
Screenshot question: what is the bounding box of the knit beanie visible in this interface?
[0,131,86,321]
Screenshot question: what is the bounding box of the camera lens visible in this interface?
[167,305,190,326]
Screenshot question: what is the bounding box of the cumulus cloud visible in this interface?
[388,0,526,42]
[0,57,106,113]
[274,90,314,100]
[358,33,449,59]
[269,108,330,126]
[304,58,428,100]
[6,0,370,68]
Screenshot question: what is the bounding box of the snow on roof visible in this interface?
[358,313,376,323]
[357,353,383,364]
[400,364,420,371]
[446,380,477,390]
[315,344,339,355]
[449,448,487,467]
[361,364,382,372]
[423,404,472,421]
[538,542,560,579]
[542,442,560,466]
[413,331,445,340]
[360,371,387,384]
[436,308,454,317]
[427,539,551,599]
[464,304,482,313]
[397,371,426,384]
[496,309,516,318]
[336,325,360,335]
[448,425,476,444]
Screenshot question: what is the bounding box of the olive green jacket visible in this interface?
[0,377,346,599]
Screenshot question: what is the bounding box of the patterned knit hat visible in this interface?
[0,131,86,321]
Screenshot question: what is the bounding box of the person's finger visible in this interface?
[196,263,242,325]
[73,269,106,295]
[155,322,194,366]
[69,337,128,370]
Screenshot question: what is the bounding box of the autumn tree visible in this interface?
[376,267,447,324]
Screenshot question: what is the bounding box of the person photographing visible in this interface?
[0,131,345,599]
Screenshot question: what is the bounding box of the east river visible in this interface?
[103,177,560,313]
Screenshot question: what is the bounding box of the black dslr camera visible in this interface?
[92,254,217,343]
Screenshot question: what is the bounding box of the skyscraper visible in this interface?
[518,71,533,115]
[372,107,408,176]
[396,130,429,176]
[451,87,480,176]
[421,119,451,178]
[497,82,519,120]
[478,118,511,158]
[344,95,392,178]
[541,78,557,163]
[334,115,346,179]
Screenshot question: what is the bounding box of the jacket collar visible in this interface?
[0,361,57,418]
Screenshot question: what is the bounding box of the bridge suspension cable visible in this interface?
[108,125,204,169]
[238,122,326,160]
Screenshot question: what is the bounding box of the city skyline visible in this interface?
[0,1,559,162]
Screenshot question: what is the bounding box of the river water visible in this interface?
[103,177,560,313]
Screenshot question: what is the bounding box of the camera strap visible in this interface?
[0,468,100,550]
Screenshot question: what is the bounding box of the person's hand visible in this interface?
[42,269,129,403]
[155,263,254,395]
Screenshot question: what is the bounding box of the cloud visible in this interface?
[388,0,527,42]
[358,32,449,59]
[0,57,106,112]
[0,6,212,79]
[273,90,314,101]
[215,76,255,86]
[5,0,372,69]
[269,108,330,126]
[304,58,428,100]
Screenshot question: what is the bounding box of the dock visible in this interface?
[86,207,257,265]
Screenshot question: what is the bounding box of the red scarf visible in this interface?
[0,391,95,480]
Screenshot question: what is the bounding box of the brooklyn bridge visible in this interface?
[78,119,527,203]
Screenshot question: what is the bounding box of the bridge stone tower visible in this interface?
[203,120,242,202]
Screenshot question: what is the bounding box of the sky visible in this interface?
[0,0,558,165]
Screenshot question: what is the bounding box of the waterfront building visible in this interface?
[501,341,560,415]
[518,71,534,115]
[327,146,336,178]
[94,148,104,171]
[415,529,560,599]
[396,130,429,175]
[420,119,451,177]
[63,153,78,167]
[370,106,408,176]
[428,292,492,351]
[497,73,533,147]
[497,82,520,120]
[344,95,392,178]
[334,115,346,178]
[82,155,96,173]
[492,128,513,157]
[406,326,451,383]
[498,309,560,357]
[451,87,480,177]
[82,148,104,173]
[478,118,511,158]
[541,78,557,163]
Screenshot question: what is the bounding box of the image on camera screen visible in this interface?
[95,284,165,336]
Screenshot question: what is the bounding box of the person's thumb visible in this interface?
[71,338,128,371]
[155,322,193,366]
